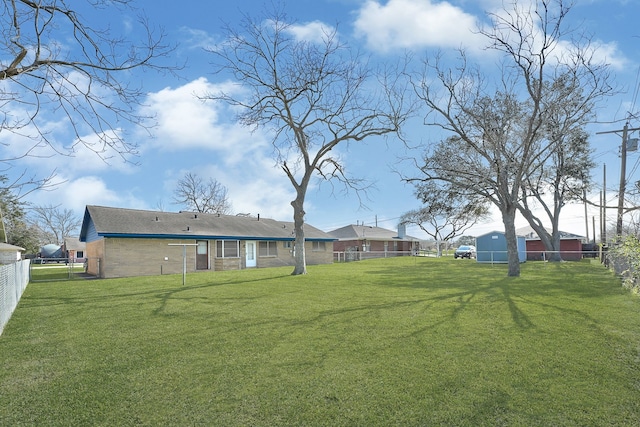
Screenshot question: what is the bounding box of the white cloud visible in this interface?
[354,0,485,53]
[4,127,135,177]
[285,20,336,43]
[24,175,146,216]
[583,40,629,71]
[59,176,122,212]
[140,77,266,155]
[488,3,631,72]
[181,27,218,50]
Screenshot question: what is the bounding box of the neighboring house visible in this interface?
[476,231,526,263]
[63,236,86,263]
[79,205,335,279]
[0,243,25,264]
[329,223,420,259]
[516,226,585,261]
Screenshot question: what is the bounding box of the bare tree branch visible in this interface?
[0,0,179,192]
[172,172,232,215]
[204,6,413,274]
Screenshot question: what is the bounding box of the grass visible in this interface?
[1,257,640,426]
[29,263,86,282]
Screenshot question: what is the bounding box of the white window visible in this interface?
[216,240,239,258]
[313,241,326,251]
[259,241,277,257]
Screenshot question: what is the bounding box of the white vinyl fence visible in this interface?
[0,259,30,336]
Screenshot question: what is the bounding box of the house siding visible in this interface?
[85,239,105,277]
[333,239,415,254]
[0,250,21,264]
[90,237,333,278]
[476,232,526,263]
[525,239,583,261]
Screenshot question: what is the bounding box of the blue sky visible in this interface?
[10,0,640,240]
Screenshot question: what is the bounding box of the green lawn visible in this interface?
[2,258,640,426]
[29,263,86,281]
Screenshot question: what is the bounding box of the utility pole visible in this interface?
[583,188,589,242]
[602,164,606,244]
[597,123,640,238]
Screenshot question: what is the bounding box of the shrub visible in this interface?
[608,235,640,294]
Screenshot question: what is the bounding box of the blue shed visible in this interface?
[476,231,526,263]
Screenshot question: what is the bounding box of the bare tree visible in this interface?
[402,181,489,257]
[410,0,613,276]
[30,204,82,245]
[206,8,411,274]
[519,125,595,261]
[172,172,232,214]
[1,0,174,191]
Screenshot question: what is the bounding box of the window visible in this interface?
[259,241,277,257]
[283,241,292,249]
[216,240,239,258]
[312,241,326,251]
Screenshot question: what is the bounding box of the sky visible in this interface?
[7,0,640,241]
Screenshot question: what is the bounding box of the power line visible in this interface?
[596,122,640,236]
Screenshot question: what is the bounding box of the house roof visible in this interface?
[476,230,526,238]
[64,236,86,251]
[328,224,418,241]
[515,226,585,240]
[80,205,335,242]
[0,242,25,251]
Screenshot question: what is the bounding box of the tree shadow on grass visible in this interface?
[363,262,535,330]
[20,272,293,316]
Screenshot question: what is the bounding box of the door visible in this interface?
[245,241,257,268]
[196,240,208,270]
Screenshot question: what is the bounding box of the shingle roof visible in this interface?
[0,242,25,251]
[515,226,585,240]
[63,236,86,251]
[328,224,418,241]
[80,206,335,242]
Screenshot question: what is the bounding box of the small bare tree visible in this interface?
[402,181,489,257]
[206,8,411,274]
[1,0,174,192]
[30,204,82,245]
[172,172,232,214]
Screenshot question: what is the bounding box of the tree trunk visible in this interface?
[518,206,564,262]
[501,205,521,277]
[291,197,307,275]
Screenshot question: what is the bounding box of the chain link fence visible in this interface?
[29,258,97,282]
[0,259,30,336]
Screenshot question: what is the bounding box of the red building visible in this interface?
[516,226,585,261]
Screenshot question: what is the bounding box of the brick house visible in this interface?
[328,223,420,259]
[79,205,335,278]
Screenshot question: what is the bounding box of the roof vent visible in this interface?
[187,226,190,231]
[155,216,159,221]
[194,214,198,219]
